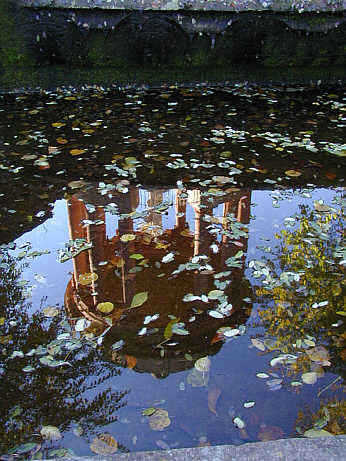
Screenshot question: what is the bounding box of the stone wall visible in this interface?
[0,0,345,89]
[14,0,346,13]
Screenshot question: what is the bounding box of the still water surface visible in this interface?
[0,85,345,457]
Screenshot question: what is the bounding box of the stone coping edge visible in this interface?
[15,0,346,12]
[35,436,346,461]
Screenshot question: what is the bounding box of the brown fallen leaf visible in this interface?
[208,388,221,415]
[90,433,118,454]
[258,425,284,441]
[125,355,137,369]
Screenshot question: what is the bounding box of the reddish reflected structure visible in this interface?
[64,186,252,377]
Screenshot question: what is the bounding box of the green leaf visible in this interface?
[120,233,136,243]
[164,318,179,340]
[130,253,144,260]
[97,302,114,314]
[142,407,157,416]
[130,292,148,308]
[208,289,224,299]
[303,428,333,438]
[9,442,39,455]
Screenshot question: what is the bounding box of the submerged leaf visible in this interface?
[304,428,333,438]
[258,426,284,441]
[208,388,221,415]
[90,433,118,454]
[194,357,211,372]
[149,409,171,431]
[251,338,266,351]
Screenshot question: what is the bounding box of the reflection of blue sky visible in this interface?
[9,186,343,451]
[13,188,341,315]
[14,200,72,311]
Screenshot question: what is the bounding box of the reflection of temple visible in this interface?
[64,185,252,377]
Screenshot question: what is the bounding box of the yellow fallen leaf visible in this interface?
[52,122,66,128]
[70,149,85,156]
[97,302,114,314]
[285,170,302,177]
[78,272,98,286]
[56,137,68,144]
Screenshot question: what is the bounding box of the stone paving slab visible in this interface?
[37,436,346,461]
[16,0,346,12]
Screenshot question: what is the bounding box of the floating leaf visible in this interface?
[164,318,179,340]
[56,137,68,144]
[149,409,171,431]
[48,448,75,458]
[142,407,157,416]
[302,372,318,384]
[111,340,125,351]
[9,442,40,455]
[208,310,224,319]
[194,356,211,372]
[120,233,136,243]
[52,122,66,128]
[208,290,224,299]
[130,253,144,260]
[162,252,175,263]
[285,170,302,177]
[70,148,85,156]
[78,272,98,286]
[233,417,245,429]
[68,180,87,189]
[97,302,114,314]
[43,306,59,317]
[40,425,61,441]
[258,426,284,441]
[90,433,118,454]
[243,401,255,408]
[130,292,148,309]
[303,428,333,438]
[314,201,333,213]
[306,346,330,363]
[256,373,269,379]
[75,319,91,332]
[125,355,137,369]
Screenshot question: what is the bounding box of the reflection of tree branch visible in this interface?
[318,376,342,398]
[254,202,345,376]
[0,249,129,453]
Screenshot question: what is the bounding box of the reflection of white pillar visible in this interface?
[86,207,107,307]
[188,190,201,256]
[175,189,187,231]
[146,189,165,230]
[67,197,89,286]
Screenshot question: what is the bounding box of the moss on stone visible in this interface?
[0,0,33,81]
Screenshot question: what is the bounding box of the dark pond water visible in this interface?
[0,85,345,458]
